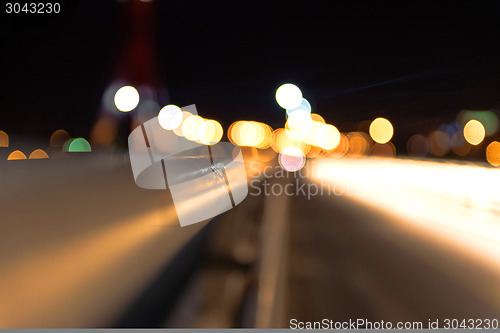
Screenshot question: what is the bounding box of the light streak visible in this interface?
[310,157,500,267]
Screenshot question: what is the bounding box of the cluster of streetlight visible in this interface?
[114,87,224,146]
[227,83,396,171]
[406,109,500,166]
[1,128,92,161]
[3,84,498,168]
[112,83,500,169]
[113,83,396,172]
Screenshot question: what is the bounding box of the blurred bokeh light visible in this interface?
[486,141,500,166]
[158,105,183,130]
[0,130,9,147]
[347,132,371,156]
[407,134,430,157]
[90,117,118,146]
[369,118,393,144]
[199,119,223,145]
[458,110,499,137]
[450,131,471,156]
[29,149,49,159]
[315,124,341,150]
[428,131,450,157]
[275,83,302,110]
[114,86,140,112]
[50,130,71,148]
[63,138,92,152]
[229,121,273,149]
[7,150,27,160]
[464,120,486,146]
[286,98,311,116]
[279,146,306,172]
[182,115,205,142]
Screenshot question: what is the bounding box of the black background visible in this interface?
[2,0,500,151]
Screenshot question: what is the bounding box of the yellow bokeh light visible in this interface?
[315,124,341,150]
[228,121,241,145]
[29,149,49,159]
[173,111,193,137]
[199,119,223,145]
[369,117,393,144]
[230,121,245,145]
[463,120,485,145]
[270,128,308,154]
[7,150,27,160]
[182,115,205,141]
[486,141,500,166]
[347,132,371,156]
[304,120,325,146]
[240,122,261,146]
[328,133,349,157]
[306,145,322,158]
[270,128,285,152]
[228,121,272,148]
[283,112,331,147]
[253,122,273,149]
[285,110,312,141]
[0,130,9,147]
[310,113,325,124]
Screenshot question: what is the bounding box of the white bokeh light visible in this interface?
[286,109,312,140]
[286,98,311,116]
[276,83,302,109]
[279,146,306,172]
[158,104,183,130]
[114,86,140,112]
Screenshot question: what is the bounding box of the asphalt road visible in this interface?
[0,155,206,327]
[2,154,499,328]
[285,181,500,328]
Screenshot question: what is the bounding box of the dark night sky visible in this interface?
[2,0,500,148]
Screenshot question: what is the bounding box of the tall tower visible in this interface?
[91,0,167,149]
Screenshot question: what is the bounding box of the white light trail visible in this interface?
[309,157,500,268]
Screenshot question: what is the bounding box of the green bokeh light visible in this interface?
[63,138,92,152]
